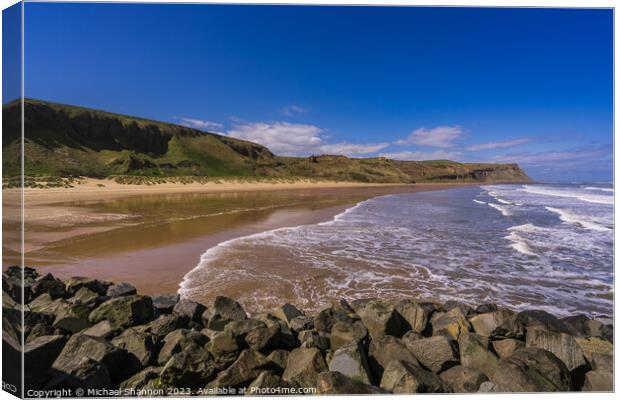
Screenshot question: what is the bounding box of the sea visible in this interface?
[180,183,613,317]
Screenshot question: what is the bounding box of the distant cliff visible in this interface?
[2,99,531,184]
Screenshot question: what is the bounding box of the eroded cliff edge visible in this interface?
[3,99,532,184]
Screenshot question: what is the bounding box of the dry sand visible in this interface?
[11,178,414,206]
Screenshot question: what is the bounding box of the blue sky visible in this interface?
[16,4,614,181]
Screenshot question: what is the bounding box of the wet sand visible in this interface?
[3,181,472,295]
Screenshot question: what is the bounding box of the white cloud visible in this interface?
[226,121,388,156]
[281,105,310,116]
[466,138,531,151]
[396,125,464,148]
[320,142,389,155]
[179,118,223,130]
[379,150,462,161]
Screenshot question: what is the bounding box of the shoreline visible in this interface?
[7,181,476,296]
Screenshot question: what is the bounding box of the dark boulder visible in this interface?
[443,301,474,316]
[475,303,498,313]
[298,330,330,351]
[152,294,179,315]
[368,335,419,379]
[328,341,373,385]
[274,303,304,325]
[203,296,247,330]
[106,282,137,298]
[405,335,459,373]
[82,320,119,340]
[282,347,327,388]
[516,309,575,335]
[380,360,451,393]
[111,328,158,367]
[32,273,66,299]
[395,299,434,334]
[582,370,613,391]
[159,345,216,389]
[468,310,515,338]
[53,306,92,333]
[157,329,209,365]
[206,329,241,370]
[492,347,572,392]
[439,365,488,393]
[247,370,285,393]
[330,320,368,351]
[492,338,524,358]
[46,356,111,390]
[525,325,586,371]
[145,314,189,339]
[118,367,161,391]
[207,348,268,389]
[458,332,498,377]
[89,295,154,328]
[65,277,109,297]
[356,299,403,339]
[24,335,68,390]
[431,308,471,340]
[317,371,387,394]
[314,307,354,333]
[289,315,314,332]
[265,349,289,373]
[172,299,206,326]
[52,333,138,384]
[71,287,105,309]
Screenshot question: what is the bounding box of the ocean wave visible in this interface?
[178,187,612,317]
[504,231,538,256]
[521,185,613,205]
[508,223,541,233]
[504,224,544,257]
[179,195,380,297]
[545,207,611,232]
[584,186,614,193]
[487,202,512,216]
[485,189,514,205]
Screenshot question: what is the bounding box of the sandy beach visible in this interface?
[3,179,470,295]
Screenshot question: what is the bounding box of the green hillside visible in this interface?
[2,99,532,184]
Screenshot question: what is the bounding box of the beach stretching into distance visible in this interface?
[4,180,473,296]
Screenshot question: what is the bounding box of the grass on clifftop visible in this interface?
[2,99,532,185]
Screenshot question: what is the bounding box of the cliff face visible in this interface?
[393,161,532,183]
[2,99,531,184]
[2,99,273,178]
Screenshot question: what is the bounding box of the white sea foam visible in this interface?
[584,186,614,193]
[179,186,612,317]
[545,207,611,232]
[521,185,613,205]
[486,189,514,205]
[179,195,383,296]
[508,223,541,233]
[487,202,512,216]
[505,234,537,256]
[504,224,540,256]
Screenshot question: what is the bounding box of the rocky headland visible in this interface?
[2,267,613,396]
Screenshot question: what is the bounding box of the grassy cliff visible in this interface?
[2,99,531,184]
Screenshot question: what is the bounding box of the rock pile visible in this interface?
[3,267,613,395]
